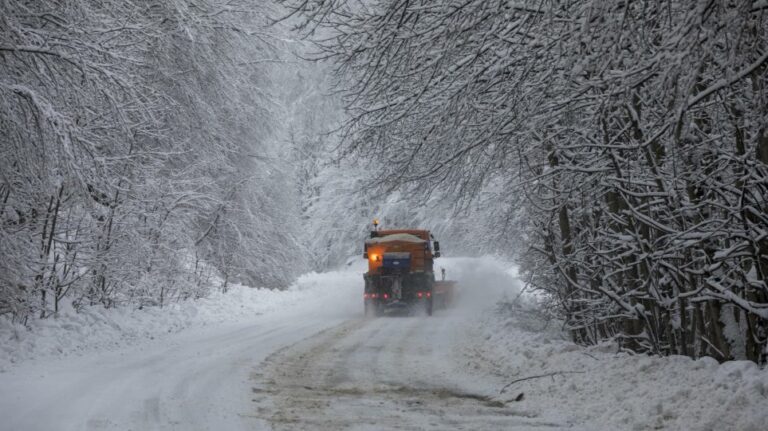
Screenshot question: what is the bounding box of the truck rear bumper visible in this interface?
[364,297,433,317]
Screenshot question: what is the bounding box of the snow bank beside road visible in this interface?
[435,256,768,430]
[467,300,768,431]
[0,269,360,371]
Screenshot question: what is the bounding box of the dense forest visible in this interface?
[0,0,486,324]
[280,0,768,363]
[2,0,767,364]
[0,1,312,320]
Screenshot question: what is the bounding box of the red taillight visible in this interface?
[427,292,431,298]
[371,293,377,299]
[364,293,369,299]
[417,292,423,298]
[383,294,389,299]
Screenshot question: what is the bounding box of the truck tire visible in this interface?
[426,298,433,316]
[364,301,377,318]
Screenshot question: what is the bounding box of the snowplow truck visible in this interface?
[363,228,441,316]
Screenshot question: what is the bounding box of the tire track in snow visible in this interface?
[253,314,570,430]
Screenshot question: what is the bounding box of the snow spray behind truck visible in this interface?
[362,220,454,316]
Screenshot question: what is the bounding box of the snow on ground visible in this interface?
[0,266,362,431]
[1,255,766,431]
[0,268,360,372]
[463,290,768,430]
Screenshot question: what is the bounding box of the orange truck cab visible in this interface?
[362,225,441,316]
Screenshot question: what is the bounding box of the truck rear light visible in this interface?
[417,292,423,298]
[427,292,431,298]
[364,293,369,299]
[383,294,389,299]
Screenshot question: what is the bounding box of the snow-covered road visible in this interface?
[0,302,353,430]
[0,258,539,431]
[256,314,568,430]
[0,267,363,430]
[2,257,767,431]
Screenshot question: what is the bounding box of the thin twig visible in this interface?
[500,371,585,394]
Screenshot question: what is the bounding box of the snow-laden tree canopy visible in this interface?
[279,0,768,363]
[0,1,323,319]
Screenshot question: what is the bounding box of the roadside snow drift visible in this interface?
[466,298,768,430]
[0,268,360,371]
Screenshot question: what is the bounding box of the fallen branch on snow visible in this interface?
[500,371,585,394]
